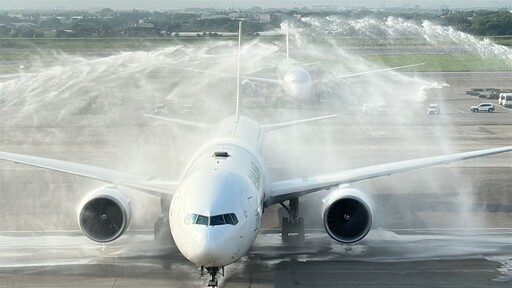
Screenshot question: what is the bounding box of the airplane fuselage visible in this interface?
[277,60,313,99]
[169,116,266,267]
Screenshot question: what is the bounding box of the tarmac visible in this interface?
[0,70,511,287]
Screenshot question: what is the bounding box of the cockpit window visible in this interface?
[195,215,209,225]
[225,213,238,225]
[185,213,238,226]
[184,213,197,225]
[210,215,226,226]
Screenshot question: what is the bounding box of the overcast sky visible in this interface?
[1,0,511,10]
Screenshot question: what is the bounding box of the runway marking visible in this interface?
[452,108,466,114]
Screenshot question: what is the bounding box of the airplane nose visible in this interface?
[189,229,227,266]
[294,84,312,98]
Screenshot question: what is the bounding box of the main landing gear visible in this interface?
[201,266,224,287]
[280,198,305,242]
[154,197,172,243]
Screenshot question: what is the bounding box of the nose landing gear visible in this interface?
[201,266,224,287]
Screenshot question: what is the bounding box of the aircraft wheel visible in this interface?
[297,217,305,240]
[282,217,290,241]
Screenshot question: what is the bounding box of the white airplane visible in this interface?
[166,22,425,103]
[0,23,511,287]
[242,22,427,101]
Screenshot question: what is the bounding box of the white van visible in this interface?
[498,93,512,107]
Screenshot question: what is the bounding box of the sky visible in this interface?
[1,0,511,10]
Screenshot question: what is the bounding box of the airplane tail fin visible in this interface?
[261,114,338,132]
[235,21,242,122]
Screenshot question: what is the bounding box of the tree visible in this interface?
[0,25,11,37]
[165,22,182,35]
[99,8,116,18]
[40,17,63,30]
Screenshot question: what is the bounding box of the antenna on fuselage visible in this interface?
[235,21,242,123]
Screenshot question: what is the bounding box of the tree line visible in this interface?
[0,8,511,38]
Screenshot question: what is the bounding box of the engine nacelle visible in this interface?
[77,185,131,243]
[322,187,373,244]
[242,79,256,96]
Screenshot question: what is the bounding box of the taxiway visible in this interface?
[0,71,511,287]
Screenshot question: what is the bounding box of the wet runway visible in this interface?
[0,59,511,288]
[1,228,511,287]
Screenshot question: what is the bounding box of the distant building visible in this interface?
[200,13,228,19]
[125,18,160,36]
[311,5,338,11]
[228,12,249,19]
[10,23,39,28]
[257,13,271,23]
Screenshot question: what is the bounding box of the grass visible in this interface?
[486,36,512,47]
[0,37,510,73]
[363,54,512,72]
[0,53,37,60]
[0,37,237,50]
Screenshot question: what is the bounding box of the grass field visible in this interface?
[363,54,512,72]
[0,37,234,50]
[0,37,511,73]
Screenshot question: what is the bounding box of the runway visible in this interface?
[1,228,511,287]
[0,57,511,288]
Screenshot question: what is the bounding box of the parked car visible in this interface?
[470,103,495,112]
[427,104,440,114]
[376,104,389,114]
[362,103,388,115]
[154,104,168,114]
[498,93,512,107]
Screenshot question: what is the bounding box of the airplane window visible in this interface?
[224,214,234,225]
[190,213,198,224]
[210,215,226,226]
[195,215,208,225]
[231,213,239,225]
[185,213,199,225]
[188,213,238,226]
[226,213,238,225]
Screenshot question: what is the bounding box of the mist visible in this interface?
[0,15,510,271]
[2,0,510,10]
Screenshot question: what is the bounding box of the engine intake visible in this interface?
[78,185,131,243]
[322,188,373,243]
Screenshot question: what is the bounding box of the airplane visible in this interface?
[0,22,511,287]
[164,22,426,104]
[241,21,427,101]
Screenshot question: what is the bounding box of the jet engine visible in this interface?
[78,185,132,243]
[322,187,373,243]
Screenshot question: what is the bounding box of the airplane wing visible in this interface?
[0,151,177,198]
[242,75,280,84]
[167,65,280,84]
[144,114,212,130]
[167,65,234,78]
[243,62,426,84]
[338,62,426,78]
[261,114,338,132]
[265,146,512,206]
